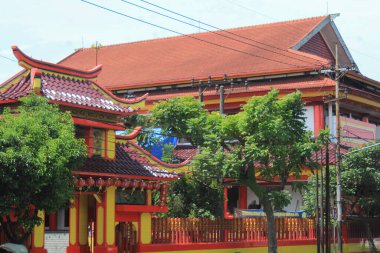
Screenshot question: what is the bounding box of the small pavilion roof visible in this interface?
[75,142,179,180]
[0,46,147,114]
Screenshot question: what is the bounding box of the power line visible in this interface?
[0,54,17,63]
[120,0,324,67]
[222,0,278,22]
[137,0,325,66]
[222,0,375,69]
[80,0,319,68]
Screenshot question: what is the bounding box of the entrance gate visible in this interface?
[116,222,137,253]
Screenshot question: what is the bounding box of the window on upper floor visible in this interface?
[75,125,86,139]
[93,128,105,156]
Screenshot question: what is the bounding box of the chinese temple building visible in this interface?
[0,14,379,253]
[0,46,190,253]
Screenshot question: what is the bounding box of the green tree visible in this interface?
[157,175,222,218]
[152,90,317,253]
[0,95,87,243]
[161,143,175,163]
[303,143,380,253]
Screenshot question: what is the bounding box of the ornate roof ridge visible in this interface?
[126,140,192,169]
[62,16,328,52]
[116,126,143,140]
[12,46,102,79]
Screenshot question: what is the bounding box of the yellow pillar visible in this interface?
[146,190,152,206]
[30,210,47,253]
[94,186,117,253]
[107,130,116,160]
[140,213,152,244]
[95,199,104,247]
[69,198,77,247]
[67,195,89,253]
[78,195,89,248]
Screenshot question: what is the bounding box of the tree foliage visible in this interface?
[0,95,87,243]
[156,175,223,218]
[303,143,380,253]
[151,90,318,253]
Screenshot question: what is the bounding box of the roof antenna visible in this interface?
[91,41,102,66]
[326,1,329,15]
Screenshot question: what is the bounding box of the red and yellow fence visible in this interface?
[152,217,316,244]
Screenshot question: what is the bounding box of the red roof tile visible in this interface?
[41,72,134,113]
[59,16,331,89]
[173,145,198,161]
[0,46,147,113]
[79,143,178,179]
[0,71,141,113]
[0,75,31,100]
[312,143,348,165]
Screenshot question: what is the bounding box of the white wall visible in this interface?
[304,106,314,135]
[283,185,303,212]
[246,186,303,212]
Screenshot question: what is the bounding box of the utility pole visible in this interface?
[219,84,224,115]
[219,74,227,115]
[320,160,325,253]
[199,80,204,102]
[320,44,355,253]
[316,160,320,253]
[335,43,343,253]
[325,141,330,253]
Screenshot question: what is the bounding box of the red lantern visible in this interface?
[77,178,86,188]
[96,178,105,188]
[146,182,153,190]
[154,182,161,190]
[106,178,114,187]
[121,180,131,189]
[161,184,168,194]
[114,179,121,187]
[131,180,139,189]
[140,181,147,189]
[86,177,95,187]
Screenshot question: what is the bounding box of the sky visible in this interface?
[1,0,380,82]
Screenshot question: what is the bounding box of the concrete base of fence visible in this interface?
[138,240,376,253]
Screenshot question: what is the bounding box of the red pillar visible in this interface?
[49,212,57,231]
[313,104,325,137]
[238,186,247,209]
[223,187,233,219]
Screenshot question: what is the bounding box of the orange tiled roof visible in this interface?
[59,16,331,90]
